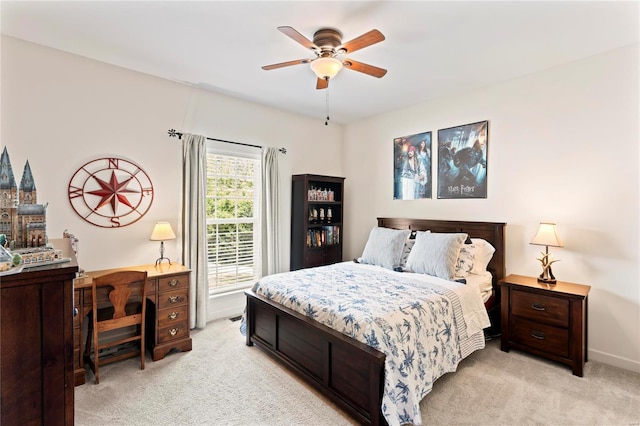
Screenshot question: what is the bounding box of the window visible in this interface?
[205,143,261,295]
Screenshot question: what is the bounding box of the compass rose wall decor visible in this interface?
[68,157,154,228]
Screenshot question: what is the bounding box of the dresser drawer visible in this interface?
[510,317,569,358]
[158,305,188,328]
[158,288,188,310]
[158,275,189,293]
[511,289,569,327]
[157,321,189,344]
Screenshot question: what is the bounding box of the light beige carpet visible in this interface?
[75,317,640,425]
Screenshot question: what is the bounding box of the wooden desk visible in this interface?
[73,263,192,386]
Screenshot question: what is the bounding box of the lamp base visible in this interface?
[537,276,557,284]
[538,266,557,284]
[155,256,172,267]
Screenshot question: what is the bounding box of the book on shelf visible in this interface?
[306,226,340,247]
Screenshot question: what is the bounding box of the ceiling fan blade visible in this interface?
[343,59,387,78]
[338,29,385,54]
[316,77,329,90]
[262,59,311,70]
[278,26,319,51]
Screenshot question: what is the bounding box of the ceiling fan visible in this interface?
[262,26,387,89]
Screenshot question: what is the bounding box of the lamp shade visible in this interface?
[150,222,176,241]
[530,222,563,247]
[310,57,343,79]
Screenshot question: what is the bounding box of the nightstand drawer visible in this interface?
[511,317,569,358]
[511,289,569,327]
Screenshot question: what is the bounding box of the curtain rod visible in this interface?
[168,129,286,154]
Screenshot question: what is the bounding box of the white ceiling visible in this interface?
[2,1,638,124]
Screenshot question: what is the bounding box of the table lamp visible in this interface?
[150,222,176,266]
[530,222,563,284]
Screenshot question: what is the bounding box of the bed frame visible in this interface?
[245,218,505,425]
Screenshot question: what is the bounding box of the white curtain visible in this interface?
[261,147,280,276]
[181,133,208,329]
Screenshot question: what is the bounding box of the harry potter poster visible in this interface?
[437,121,488,199]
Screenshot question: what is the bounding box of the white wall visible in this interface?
[1,36,343,275]
[1,36,344,321]
[3,36,638,373]
[342,45,640,372]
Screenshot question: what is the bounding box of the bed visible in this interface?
[244,218,505,425]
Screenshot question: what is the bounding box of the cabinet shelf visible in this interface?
[291,174,345,271]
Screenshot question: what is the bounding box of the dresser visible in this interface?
[1,240,78,425]
[499,274,590,376]
[73,263,192,385]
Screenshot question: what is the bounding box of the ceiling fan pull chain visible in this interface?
[325,82,330,126]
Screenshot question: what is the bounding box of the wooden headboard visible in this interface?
[377,218,506,313]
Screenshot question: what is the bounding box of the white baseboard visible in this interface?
[207,290,246,322]
[589,348,640,373]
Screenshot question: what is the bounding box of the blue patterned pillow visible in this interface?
[359,227,411,270]
[405,232,468,279]
[455,244,475,277]
[400,231,430,271]
[399,238,415,270]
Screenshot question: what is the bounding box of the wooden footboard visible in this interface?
[245,290,386,425]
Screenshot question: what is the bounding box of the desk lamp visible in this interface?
[530,222,563,284]
[150,222,176,266]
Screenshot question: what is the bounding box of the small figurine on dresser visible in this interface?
[63,229,84,276]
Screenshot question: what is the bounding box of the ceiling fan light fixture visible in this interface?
[310,57,343,80]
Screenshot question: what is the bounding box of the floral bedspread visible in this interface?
[241,262,489,426]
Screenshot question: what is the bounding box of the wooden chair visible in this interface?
[84,270,148,384]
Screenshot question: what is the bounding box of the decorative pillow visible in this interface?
[470,238,496,274]
[405,232,468,280]
[359,227,411,270]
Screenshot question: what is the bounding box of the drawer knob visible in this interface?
[531,303,546,311]
[168,295,181,304]
[168,279,179,287]
[531,330,545,340]
[168,311,179,320]
[169,328,178,336]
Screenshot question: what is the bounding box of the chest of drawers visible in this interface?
[1,241,77,425]
[499,274,590,376]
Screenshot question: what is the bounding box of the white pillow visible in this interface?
[359,227,411,270]
[470,238,496,274]
[405,232,468,279]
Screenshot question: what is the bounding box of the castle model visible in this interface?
[0,147,48,248]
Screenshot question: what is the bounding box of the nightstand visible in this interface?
[499,274,591,376]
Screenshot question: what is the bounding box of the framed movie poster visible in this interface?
[393,131,432,200]
[437,120,488,199]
